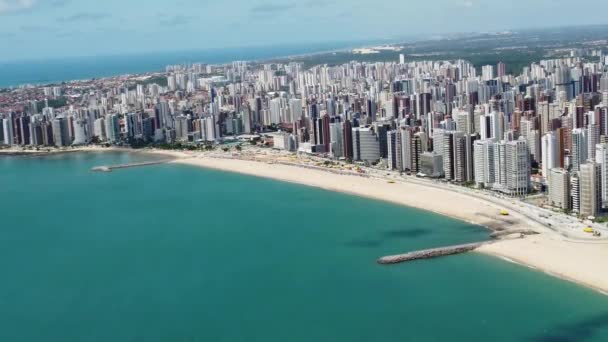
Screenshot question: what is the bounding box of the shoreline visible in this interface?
[171,154,545,232]
[168,153,608,295]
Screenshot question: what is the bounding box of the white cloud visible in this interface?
[462,1,474,7]
[0,0,37,14]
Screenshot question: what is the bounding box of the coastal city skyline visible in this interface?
[3,28,608,221]
[3,3,608,341]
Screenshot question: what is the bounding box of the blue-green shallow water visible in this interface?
[1,152,607,342]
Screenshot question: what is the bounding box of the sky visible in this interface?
[1,0,608,62]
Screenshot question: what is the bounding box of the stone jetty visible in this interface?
[377,242,489,265]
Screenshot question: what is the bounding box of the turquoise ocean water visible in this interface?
[1,152,607,341]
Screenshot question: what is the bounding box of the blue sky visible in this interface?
[1,0,607,62]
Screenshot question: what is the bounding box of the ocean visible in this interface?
[0,41,379,88]
[1,152,607,342]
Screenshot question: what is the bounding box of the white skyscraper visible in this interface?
[3,118,13,146]
[587,124,599,160]
[474,139,495,188]
[269,98,283,124]
[455,110,473,135]
[289,99,303,122]
[93,118,107,141]
[596,143,608,208]
[505,138,530,196]
[541,132,558,180]
[72,118,89,145]
[571,128,588,171]
[479,112,502,141]
[482,65,495,81]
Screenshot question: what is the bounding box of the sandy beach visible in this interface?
[171,154,608,294]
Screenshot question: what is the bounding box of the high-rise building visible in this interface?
[2,118,14,146]
[329,122,343,159]
[482,65,494,81]
[51,117,70,147]
[342,120,353,160]
[353,127,380,163]
[474,139,495,188]
[579,162,601,217]
[125,113,139,139]
[505,138,530,196]
[93,118,107,142]
[541,132,558,180]
[596,143,608,208]
[571,128,588,171]
[411,132,427,173]
[387,131,398,170]
[479,111,502,141]
[454,133,477,183]
[549,168,570,210]
[18,116,31,145]
[322,114,331,153]
[29,120,44,146]
[72,118,89,145]
[527,130,541,164]
[455,109,473,135]
[587,124,600,160]
[441,131,457,181]
[420,152,444,178]
[105,114,120,143]
[399,126,414,172]
[497,62,507,78]
[175,115,190,142]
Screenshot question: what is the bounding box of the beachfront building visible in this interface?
[579,161,601,218]
[410,132,427,173]
[387,130,398,170]
[175,115,190,142]
[541,132,558,180]
[505,138,531,196]
[72,118,89,146]
[352,127,380,164]
[596,143,608,208]
[3,118,14,146]
[93,118,107,142]
[474,139,495,188]
[329,122,343,159]
[51,117,70,147]
[548,168,570,210]
[420,152,444,178]
[105,114,120,143]
[269,132,296,152]
[571,128,588,171]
